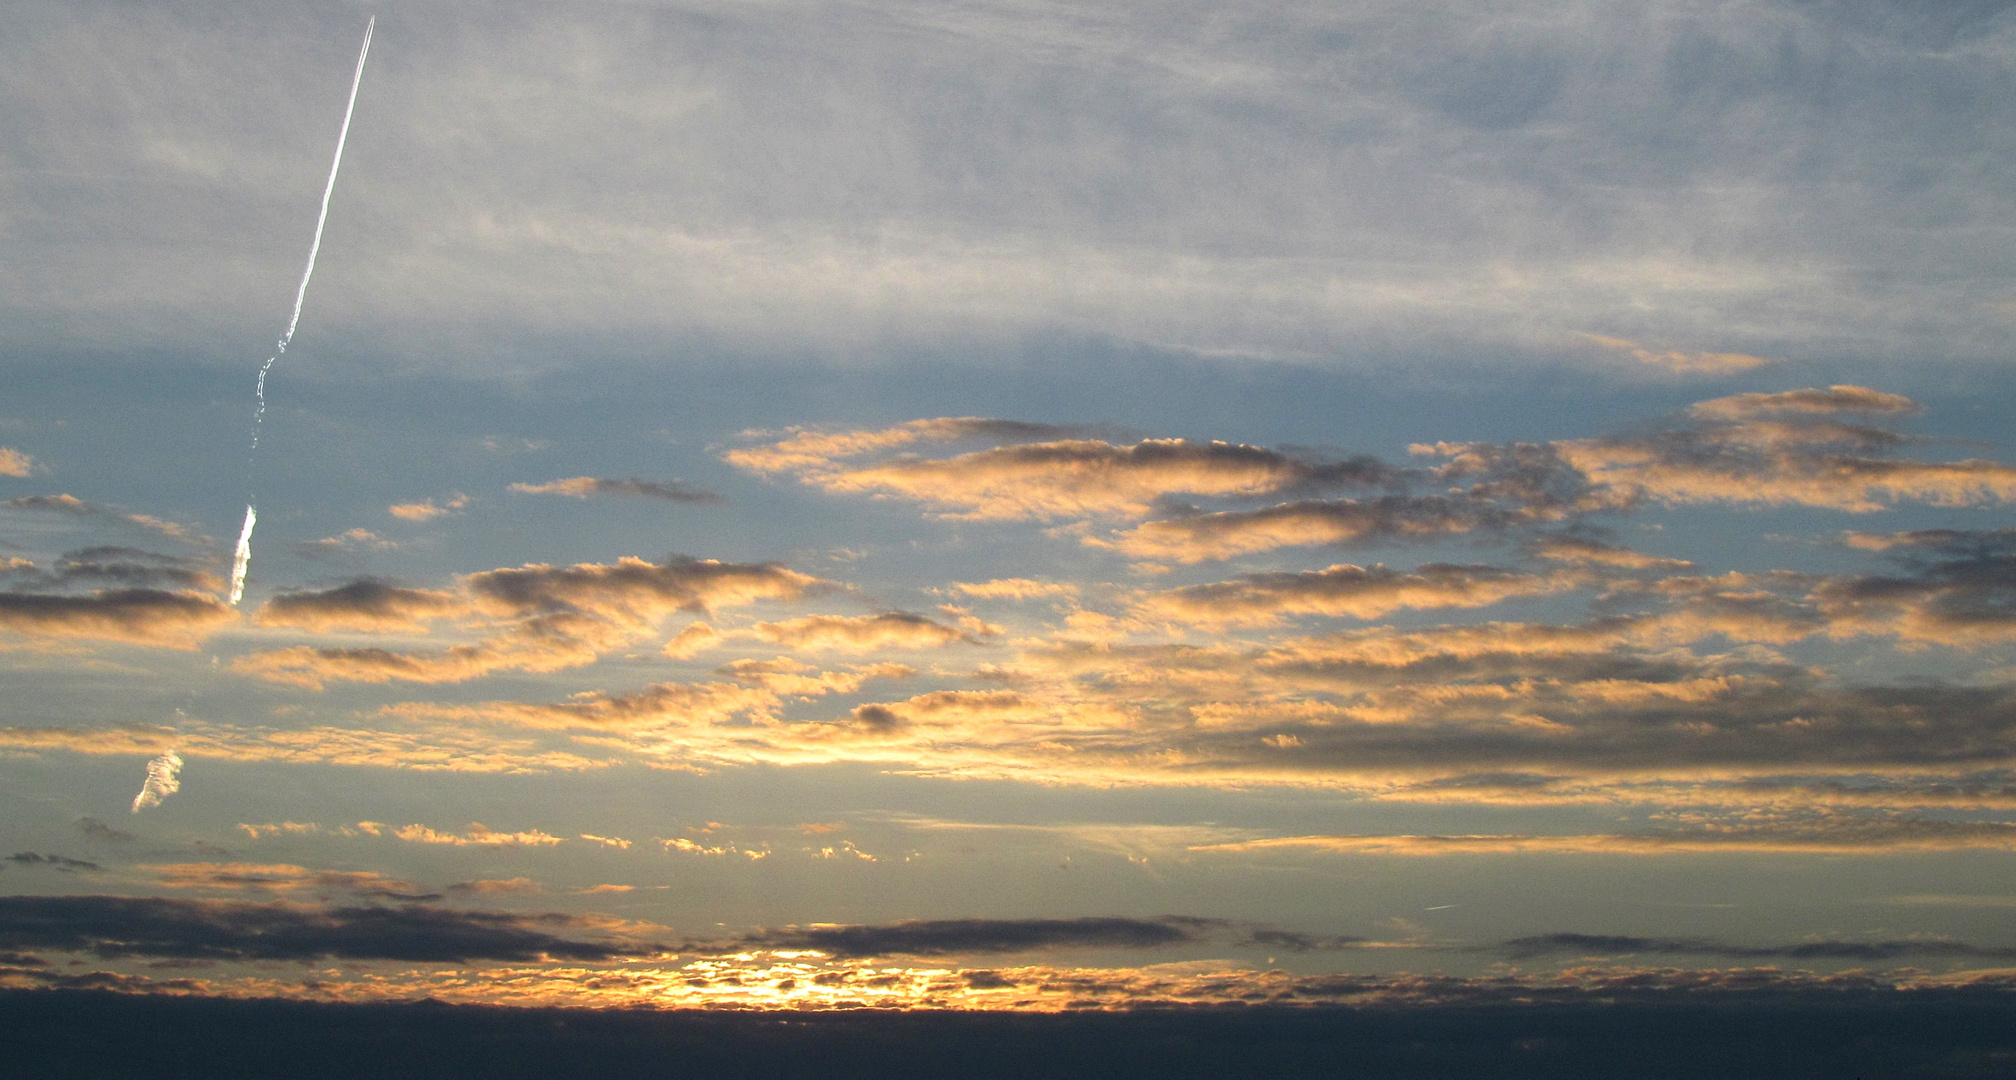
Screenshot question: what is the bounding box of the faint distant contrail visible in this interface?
[131,750,183,813]
[228,15,375,606]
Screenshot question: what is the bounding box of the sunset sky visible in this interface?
[3,0,2016,1013]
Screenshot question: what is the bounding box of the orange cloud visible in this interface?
[148,862,426,895]
[751,612,977,653]
[392,823,566,847]
[1581,334,1770,376]
[1136,563,1574,627]
[1094,497,1500,563]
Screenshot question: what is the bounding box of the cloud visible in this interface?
[235,555,822,687]
[662,622,721,658]
[1190,817,2016,857]
[463,555,822,623]
[1530,535,1691,571]
[392,680,781,733]
[726,916,1209,958]
[0,895,658,962]
[0,720,618,775]
[1497,933,2016,962]
[1545,388,2015,513]
[5,493,90,515]
[448,878,542,894]
[0,548,218,592]
[1810,528,2016,646]
[390,823,565,848]
[0,448,32,477]
[1688,386,1919,421]
[951,579,1080,601]
[148,863,434,900]
[1,495,204,543]
[1094,496,1505,563]
[1136,563,1573,626]
[0,589,234,648]
[388,494,468,522]
[236,822,321,840]
[1580,334,1770,376]
[253,579,462,634]
[292,528,397,561]
[728,420,1398,521]
[723,418,1088,475]
[509,477,724,503]
[750,612,978,653]
[129,750,182,813]
[74,818,135,844]
[6,853,101,872]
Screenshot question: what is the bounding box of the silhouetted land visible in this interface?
[5,988,2014,1078]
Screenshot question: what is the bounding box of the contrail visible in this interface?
[228,16,375,606]
[131,750,184,813]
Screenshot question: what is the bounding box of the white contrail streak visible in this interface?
[227,504,256,605]
[131,750,184,813]
[229,15,374,606]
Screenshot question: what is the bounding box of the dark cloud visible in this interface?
[0,547,217,593]
[254,579,462,634]
[0,588,235,648]
[1815,527,2016,646]
[464,555,821,620]
[75,818,135,844]
[1239,929,1373,953]
[1500,933,2016,962]
[0,896,659,963]
[730,916,1211,957]
[5,853,101,872]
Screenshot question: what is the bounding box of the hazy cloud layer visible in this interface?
[11,1,2016,366]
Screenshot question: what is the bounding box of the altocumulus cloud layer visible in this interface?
[5,390,2016,813]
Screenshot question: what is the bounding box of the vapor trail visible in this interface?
[228,15,375,606]
[131,750,184,813]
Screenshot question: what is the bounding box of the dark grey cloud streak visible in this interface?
[726,916,1214,958]
[0,896,659,963]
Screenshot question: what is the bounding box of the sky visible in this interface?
[3,0,2016,1013]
